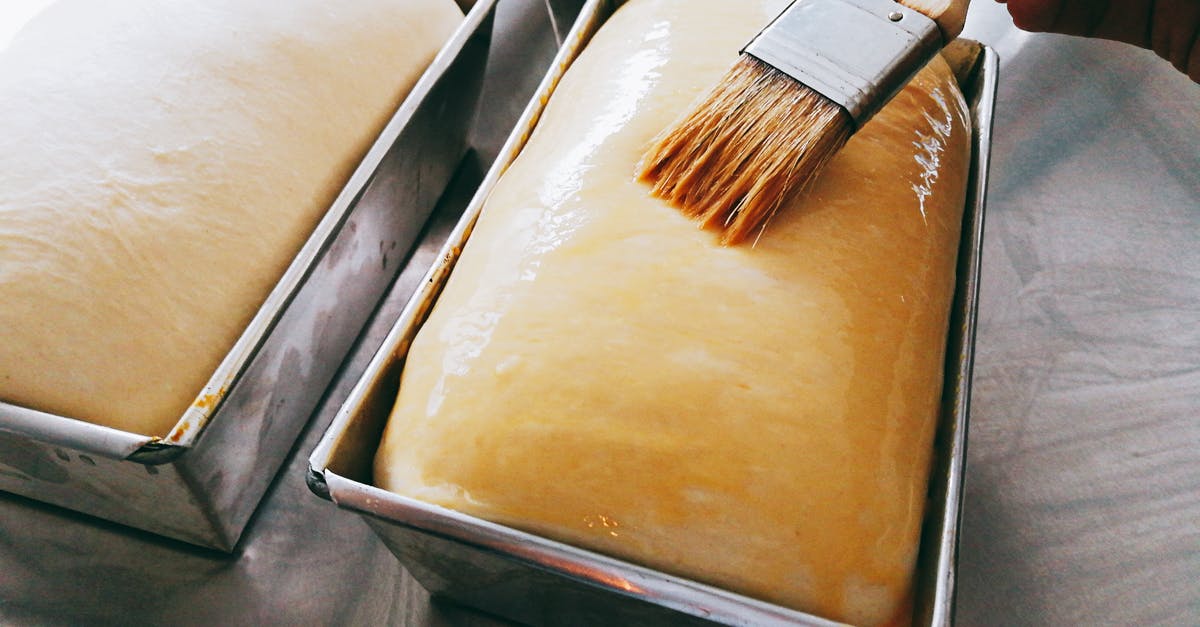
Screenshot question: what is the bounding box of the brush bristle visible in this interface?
[637,56,853,245]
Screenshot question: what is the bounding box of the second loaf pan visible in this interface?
[0,0,496,551]
[307,0,998,623]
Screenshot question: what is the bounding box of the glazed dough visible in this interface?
[375,0,971,624]
[0,0,462,436]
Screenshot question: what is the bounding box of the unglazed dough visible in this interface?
[0,0,462,436]
[375,0,971,624]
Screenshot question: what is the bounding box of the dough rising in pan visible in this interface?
[376,0,971,624]
[0,0,462,435]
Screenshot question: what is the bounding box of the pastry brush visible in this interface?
[637,0,969,245]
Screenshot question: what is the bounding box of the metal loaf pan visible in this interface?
[308,0,998,623]
[0,0,496,552]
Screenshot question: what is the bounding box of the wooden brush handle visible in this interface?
[896,0,970,41]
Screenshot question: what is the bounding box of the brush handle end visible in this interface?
[896,0,970,41]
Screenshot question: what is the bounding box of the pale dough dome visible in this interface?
[374,0,971,624]
[0,0,462,436]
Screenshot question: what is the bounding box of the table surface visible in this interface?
[2,1,1197,625]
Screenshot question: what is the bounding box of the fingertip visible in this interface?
[1005,1,1056,32]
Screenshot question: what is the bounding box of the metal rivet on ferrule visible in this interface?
[888,11,904,21]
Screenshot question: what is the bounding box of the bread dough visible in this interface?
[0,0,462,436]
[374,0,971,624]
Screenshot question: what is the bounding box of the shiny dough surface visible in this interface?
[0,0,462,436]
[375,0,971,624]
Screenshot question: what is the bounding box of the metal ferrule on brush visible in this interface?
[743,0,943,127]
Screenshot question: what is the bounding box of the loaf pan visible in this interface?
[0,0,496,552]
[307,0,997,622]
